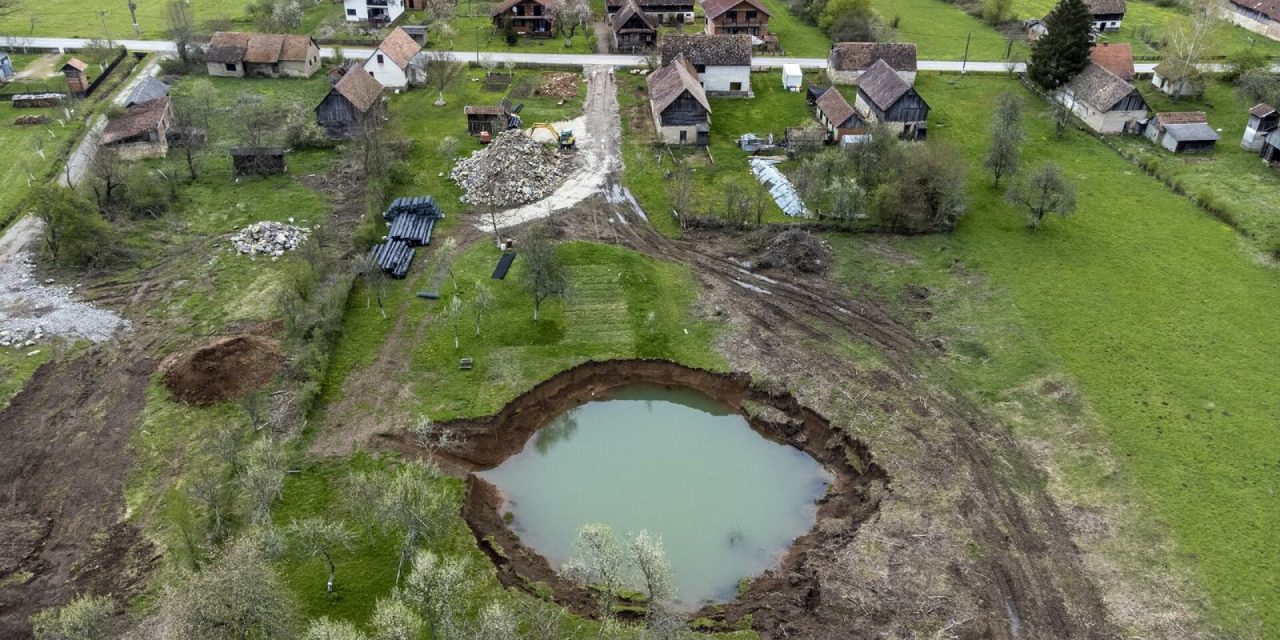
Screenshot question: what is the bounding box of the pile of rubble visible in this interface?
[13,115,51,126]
[450,131,572,207]
[537,72,580,99]
[230,220,309,258]
[1,326,45,349]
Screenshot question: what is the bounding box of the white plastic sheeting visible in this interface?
[748,158,808,218]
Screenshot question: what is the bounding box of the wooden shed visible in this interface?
[315,67,384,139]
[231,147,287,177]
[465,105,509,136]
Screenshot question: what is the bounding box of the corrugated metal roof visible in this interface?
[749,158,807,217]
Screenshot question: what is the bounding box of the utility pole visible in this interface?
[99,10,113,47]
[961,30,971,73]
[128,0,140,35]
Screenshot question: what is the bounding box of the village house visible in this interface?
[1261,129,1280,162]
[364,27,422,89]
[0,53,13,81]
[101,97,172,160]
[610,1,658,52]
[205,32,321,78]
[853,59,930,140]
[1222,0,1280,41]
[491,0,558,37]
[1086,0,1125,31]
[343,0,405,23]
[660,34,753,95]
[61,58,89,97]
[605,0,694,24]
[647,55,712,145]
[1151,61,1204,98]
[1143,112,1220,153]
[1024,19,1048,42]
[1058,62,1147,134]
[1242,103,1278,151]
[701,0,771,36]
[827,42,917,85]
[315,67,384,139]
[1090,43,1133,81]
[814,87,863,141]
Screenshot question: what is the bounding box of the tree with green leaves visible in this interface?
[984,91,1024,188]
[25,185,114,268]
[400,550,475,639]
[30,595,114,640]
[520,224,567,321]
[1028,0,1093,90]
[286,517,357,593]
[157,537,300,640]
[1007,162,1077,230]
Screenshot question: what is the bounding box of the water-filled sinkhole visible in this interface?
[478,384,832,607]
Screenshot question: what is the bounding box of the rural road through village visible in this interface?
[5,34,1153,74]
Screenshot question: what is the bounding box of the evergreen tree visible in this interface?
[1028,0,1094,89]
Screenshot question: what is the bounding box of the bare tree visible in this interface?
[414,51,466,106]
[1053,96,1074,139]
[1162,0,1220,99]
[376,460,450,585]
[984,91,1023,188]
[0,0,22,18]
[188,473,231,542]
[166,0,197,66]
[87,145,127,216]
[31,595,114,640]
[475,602,518,640]
[286,517,358,593]
[169,100,207,181]
[1007,162,1077,230]
[437,135,459,159]
[480,55,498,77]
[667,165,693,229]
[472,280,494,336]
[239,436,287,525]
[520,223,567,321]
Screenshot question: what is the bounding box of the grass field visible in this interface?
[0,0,333,39]
[755,0,832,57]
[0,101,83,218]
[439,15,598,54]
[1011,0,1280,58]
[874,0,1029,60]
[882,73,1280,635]
[1115,78,1280,246]
[617,71,816,235]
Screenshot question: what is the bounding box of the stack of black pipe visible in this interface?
[368,239,414,278]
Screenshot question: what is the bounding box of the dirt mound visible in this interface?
[754,228,832,274]
[450,130,573,208]
[160,334,286,406]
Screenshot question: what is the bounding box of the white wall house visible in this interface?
[344,0,405,23]
[363,27,421,89]
[1058,63,1147,134]
[659,34,754,96]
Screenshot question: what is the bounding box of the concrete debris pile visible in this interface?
[0,251,128,344]
[537,72,580,98]
[450,131,573,207]
[230,221,309,258]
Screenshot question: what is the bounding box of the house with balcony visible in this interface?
[605,0,694,24]
[492,0,558,37]
[701,0,771,36]
[344,0,405,24]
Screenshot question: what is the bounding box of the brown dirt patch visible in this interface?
[159,333,286,406]
[380,359,889,635]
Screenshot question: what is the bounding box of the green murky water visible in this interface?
[479,384,831,607]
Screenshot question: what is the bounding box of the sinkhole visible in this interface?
[476,383,833,607]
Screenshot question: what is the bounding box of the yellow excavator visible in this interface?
[528,122,576,149]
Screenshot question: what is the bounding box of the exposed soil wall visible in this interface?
[381,359,890,635]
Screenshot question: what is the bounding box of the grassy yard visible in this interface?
[755,0,832,57]
[874,0,1029,60]
[617,71,816,235]
[428,14,598,54]
[885,73,1280,634]
[390,67,586,214]
[0,101,83,219]
[1011,0,1280,58]
[1114,77,1280,246]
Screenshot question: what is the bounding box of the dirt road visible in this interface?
[480,65,621,230]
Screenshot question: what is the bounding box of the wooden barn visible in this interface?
[491,0,558,37]
[101,96,173,160]
[814,88,863,141]
[853,59,929,140]
[1143,112,1219,153]
[611,0,658,53]
[315,67,384,139]
[61,58,89,97]
[231,147,287,177]
[647,54,711,146]
[1059,63,1147,134]
[605,0,694,24]
[1242,103,1278,152]
[465,104,510,136]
